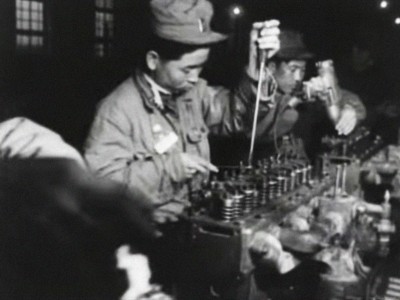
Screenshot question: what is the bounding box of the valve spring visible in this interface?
[232,193,244,217]
[301,166,308,184]
[259,179,269,205]
[290,171,296,191]
[278,170,290,193]
[295,167,303,187]
[276,175,285,197]
[285,173,292,192]
[221,197,236,221]
[306,165,312,183]
[282,175,290,193]
[267,179,279,201]
[243,189,256,212]
[253,189,260,208]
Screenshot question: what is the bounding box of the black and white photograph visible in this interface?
[1,0,400,299]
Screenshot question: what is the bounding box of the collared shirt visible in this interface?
[143,73,171,110]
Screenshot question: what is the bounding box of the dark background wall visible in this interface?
[0,0,399,154]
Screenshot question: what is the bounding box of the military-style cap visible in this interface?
[275,30,314,60]
[150,0,227,45]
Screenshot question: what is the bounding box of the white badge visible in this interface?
[154,131,179,154]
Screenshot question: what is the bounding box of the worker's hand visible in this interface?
[179,153,218,179]
[336,106,357,135]
[153,210,179,224]
[304,76,332,104]
[247,20,280,81]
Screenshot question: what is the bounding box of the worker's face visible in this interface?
[271,60,307,95]
[152,48,210,94]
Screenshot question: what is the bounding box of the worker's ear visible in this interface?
[146,51,160,71]
[267,61,277,73]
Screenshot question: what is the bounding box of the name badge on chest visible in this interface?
[154,131,179,154]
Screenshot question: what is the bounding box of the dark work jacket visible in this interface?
[253,88,367,161]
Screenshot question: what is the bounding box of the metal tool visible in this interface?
[248,50,268,165]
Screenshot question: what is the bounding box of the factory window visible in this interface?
[95,0,114,57]
[15,0,45,51]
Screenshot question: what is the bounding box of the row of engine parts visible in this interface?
[184,127,398,300]
[208,157,313,222]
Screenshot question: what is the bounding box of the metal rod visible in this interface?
[341,164,347,194]
[248,51,268,166]
[334,165,341,200]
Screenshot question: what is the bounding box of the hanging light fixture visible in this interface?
[229,4,244,18]
[379,0,389,9]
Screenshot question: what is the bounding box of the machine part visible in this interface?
[243,188,256,213]
[232,192,244,217]
[259,179,269,206]
[268,179,279,202]
[306,164,313,183]
[275,174,286,197]
[374,191,396,257]
[366,257,400,300]
[221,195,237,222]
[341,164,347,193]
[334,165,342,200]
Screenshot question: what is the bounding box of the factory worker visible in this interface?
[84,0,281,222]
[251,30,366,160]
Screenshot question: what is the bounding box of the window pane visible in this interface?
[22,11,29,20]
[95,0,105,8]
[22,35,29,46]
[105,13,113,22]
[21,20,29,29]
[95,43,104,57]
[16,34,23,45]
[31,11,39,21]
[31,35,39,46]
[31,1,39,10]
[96,27,103,37]
[105,0,113,9]
[21,0,30,10]
[31,21,39,31]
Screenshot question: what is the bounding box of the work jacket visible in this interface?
[254,88,366,142]
[251,88,367,159]
[84,69,267,215]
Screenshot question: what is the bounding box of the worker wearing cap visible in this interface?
[250,30,366,160]
[84,0,280,221]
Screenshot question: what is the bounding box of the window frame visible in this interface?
[94,0,114,58]
[15,0,48,54]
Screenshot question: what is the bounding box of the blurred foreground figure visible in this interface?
[0,158,170,299]
[0,117,84,165]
